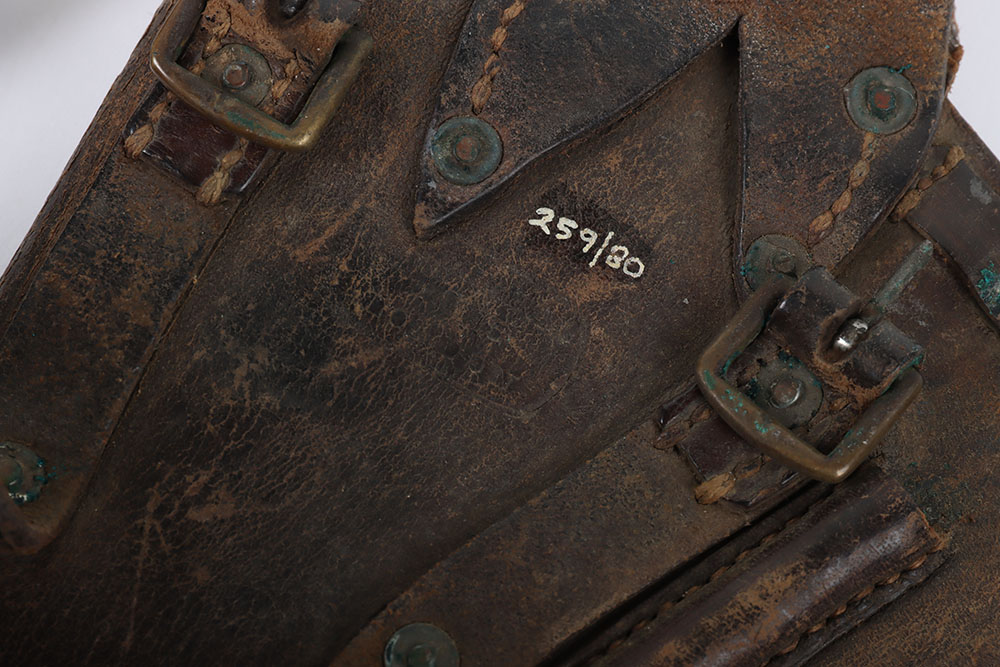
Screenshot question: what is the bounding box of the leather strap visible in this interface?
[902,115,1000,330]
[127,0,363,203]
[0,0,366,555]
[597,466,946,667]
[335,415,808,665]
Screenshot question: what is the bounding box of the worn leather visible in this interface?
[415,0,953,277]
[907,147,1000,326]
[336,416,795,666]
[809,105,1000,666]
[598,465,945,667]
[1,1,997,665]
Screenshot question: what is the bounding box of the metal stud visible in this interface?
[1,442,47,506]
[431,116,503,186]
[743,235,812,291]
[769,376,804,409]
[201,44,273,106]
[753,359,823,429]
[845,67,917,135]
[222,62,251,90]
[384,623,459,667]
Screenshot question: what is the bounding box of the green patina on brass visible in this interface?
[1,442,49,506]
[977,262,1000,316]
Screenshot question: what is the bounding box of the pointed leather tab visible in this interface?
[415,0,953,284]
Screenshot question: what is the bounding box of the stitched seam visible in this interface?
[196,138,249,206]
[123,6,232,159]
[892,145,965,222]
[589,503,819,664]
[761,537,947,666]
[470,0,529,114]
[808,132,877,245]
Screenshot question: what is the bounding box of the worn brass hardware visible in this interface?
[696,276,923,484]
[384,623,460,667]
[150,0,372,152]
[845,66,917,135]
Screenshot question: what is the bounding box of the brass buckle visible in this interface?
[150,0,372,152]
[695,276,923,484]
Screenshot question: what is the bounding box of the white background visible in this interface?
[0,1,997,270]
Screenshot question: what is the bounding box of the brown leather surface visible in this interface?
[0,0,238,553]
[907,150,1000,327]
[414,0,953,277]
[809,106,1000,666]
[3,6,748,665]
[335,416,794,666]
[0,1,994,665]
[0,0,366,556]
[597,465,945,667]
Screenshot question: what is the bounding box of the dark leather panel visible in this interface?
[1,6,748,666]
[811,106,1000,666]
[907,149,1000,328]
[335,418,784,666]
[597,466,944,667]
[414,0,954,280]
[0,2,991,665]
[0,86,237,553]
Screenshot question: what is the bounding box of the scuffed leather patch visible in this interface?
[345,254,586,414]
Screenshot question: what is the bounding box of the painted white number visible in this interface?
[525,207,646,280]
[555,217,578,240]
[623,256,645,278]
[605,245,629,270]
[528,207,555,235]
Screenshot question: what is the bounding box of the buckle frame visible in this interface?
[695,276,923,484]
[150,0,372,152]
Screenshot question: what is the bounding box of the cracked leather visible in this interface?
[597,465,946,667]
[414,0,953,277]
[1,1,999,666]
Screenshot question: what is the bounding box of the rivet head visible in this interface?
[1,442,47,506]
[845,67,917,135]
[769,376,804,409]
[743,235,812,291]
[201,44,273,106]
[406,644,437,667]
[222,62,251,90]
[753,359,823,429]
[385,624,458,667]
[431,116,503,186]
[770,250,797,275]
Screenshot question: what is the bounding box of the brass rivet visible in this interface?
[222,62,251,90]
[769,376,804,409]
[845,67,917,135]
[431,116,503,186]
[384,624,458,667]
